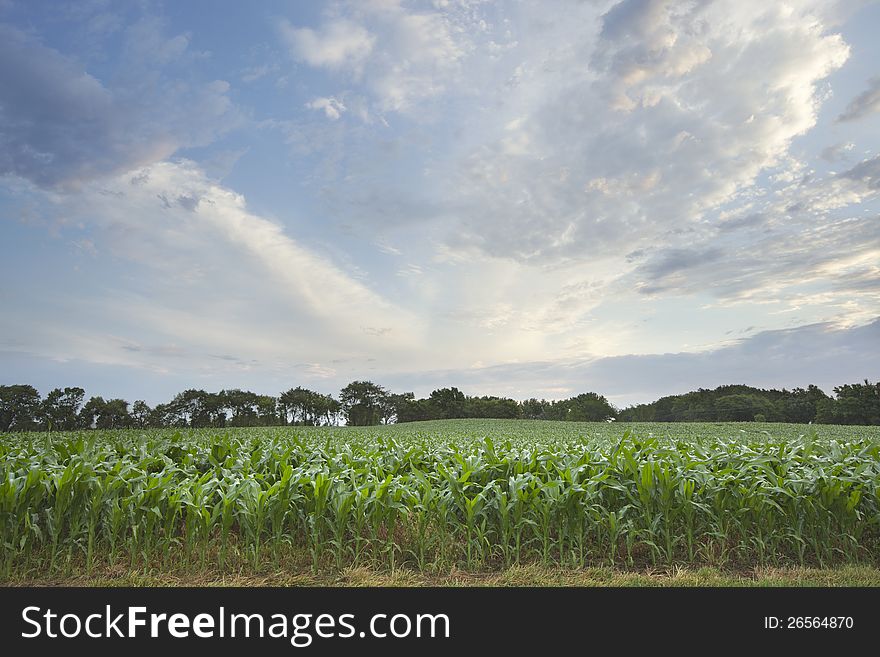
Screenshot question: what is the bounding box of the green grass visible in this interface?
[2,419,879,584]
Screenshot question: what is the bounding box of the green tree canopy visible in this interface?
[42,386,85,431]
[0,384,42,431]
[339,380,388,426]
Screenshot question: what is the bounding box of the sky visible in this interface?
[1,0,878,409]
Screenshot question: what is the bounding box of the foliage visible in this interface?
[339,381,389,426]
[279,387,339,426]
[616,383,865,424]
[1,420,878,577]
[2,380,879,432]
[0,385,42,432]
[42,387,85,431]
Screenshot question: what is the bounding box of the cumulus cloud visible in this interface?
[279,1,471,114]
[271,0,875,370]
[443,0,851,263]
[2,1,877,403]
[306,96,347,120]
[837,76,880,122]
[0,22,236,188]
[279,18,375,71]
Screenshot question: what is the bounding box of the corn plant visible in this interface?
[0,420,877,576]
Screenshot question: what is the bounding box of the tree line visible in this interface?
[0,379,877,432]
[617,382,880,425]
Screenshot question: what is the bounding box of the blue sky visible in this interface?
[1,0,878,407]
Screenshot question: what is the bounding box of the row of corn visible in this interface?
[1,424,879,575]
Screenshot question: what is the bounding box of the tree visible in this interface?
[130,400,152,428]
[429,387,467,419]
[768,385,826,423]
[42,386,85,431]
[670,391,717,421]
[203,392,228,427]
[280,387,323,425]
[256,395,278,426]
[378,394,398,425]
[466,395,520,419]
[79,396,103,429]
[618,383,835,423]
[831,380,880,425]
[0,384,42,432]
[563,392,617,422]
[520,398,547,420]
[79,396,131,429]
[316,394,341,426]
[339,381,388,426]
[389,392,432,423]
[168,389,219,428]
[221,389,260,426]
[147,403,182,428]
[98,399,132,429]
[279,387,339,425]
[714,394,775,422]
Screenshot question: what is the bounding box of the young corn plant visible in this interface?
[2,422,879,576]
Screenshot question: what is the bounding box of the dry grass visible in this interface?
[6,563,880,587]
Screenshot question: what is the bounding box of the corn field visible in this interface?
[2,420,879,577]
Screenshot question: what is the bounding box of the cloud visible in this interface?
[837,76,880,122]
[306,96,347,120]
[716,213,766,232]
[0,22,237,188]
[764,155,880,216]
[279,2,471,114]
[0,160,423,380]
[442,0,851,263]
[8,314,875,408]
[364,6,470,112]
[381,318,880,405]
[279,18,375,71]
[304,363,337,379]
[2,1,877,406]
[117,161,417,328]
[840,155,880,190]
[624,201,880,315]
[635,247,723,293]
[820,141,855,162]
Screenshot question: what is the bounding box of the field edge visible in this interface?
[5,564,880,588]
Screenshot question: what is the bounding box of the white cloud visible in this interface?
[279,2,472,114]
[2,0,878,402]
[122,16,192,66]
[443,0,851,263]
[1,160,424,377]
[304,363,337,379]
[279,18,375,71]
[380,318,880,405]
[306,96,347,120]
[367,7,469,112]
[615,151,880,326]
[117,161,417,329]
